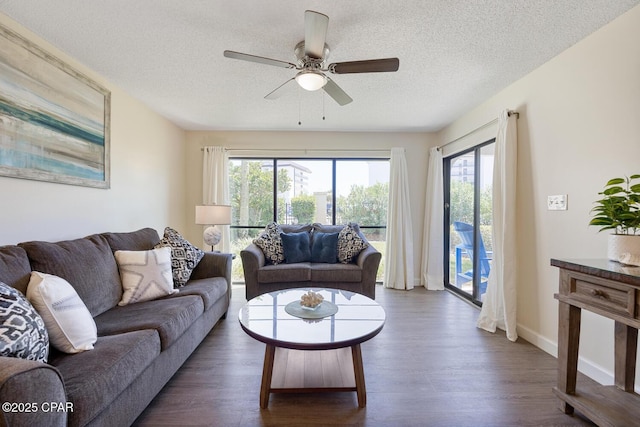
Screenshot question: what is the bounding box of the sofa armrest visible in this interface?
[356,245,382,299]
[0,357,67,427]
[190,251,232,281]
[240,243,266,300]
[190,252,232,298]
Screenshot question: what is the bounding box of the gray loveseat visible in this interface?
[0,228,231,427]
[241,223,381,300]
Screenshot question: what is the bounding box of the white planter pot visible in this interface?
[607,234,640,262]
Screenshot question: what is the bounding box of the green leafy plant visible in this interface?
[589,175,640,235]
[290,195,315,224]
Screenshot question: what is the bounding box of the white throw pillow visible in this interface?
[26,272,97,354]
[115,247,178,306]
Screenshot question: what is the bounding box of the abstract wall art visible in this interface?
[0,24,110,189]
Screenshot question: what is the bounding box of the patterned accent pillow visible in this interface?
[114,247,178,305]
[337,223,369,264]
[0,282,48,362]
[27,272,97,354]
[253,222,285,265]
[155,227,205,287]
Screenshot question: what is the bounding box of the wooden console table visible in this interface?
[552,258,640,426]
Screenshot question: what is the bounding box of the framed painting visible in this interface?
[0,24,110,189]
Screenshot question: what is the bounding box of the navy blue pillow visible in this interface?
[280,232,311,263]
[311,232,339,263]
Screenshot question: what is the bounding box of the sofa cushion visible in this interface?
[253,222,285,265]
[0,245,32,295]
[0,282,49,362]
[102,228,160,252]
[338,223,369,263]
[27,272,97,354]
[177,277,228,310]
[114,247,177,306]
[280,224,314,234]
[311,232,339,263]
[310,263,362,282]
[311,223,345,234]
[19,235,122,317]
[48,329,160,427]
[258,263,311,283]
[155,227,204,287]
[94,295,204,350]
[281,231,311,263]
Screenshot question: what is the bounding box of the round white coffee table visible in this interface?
[239,288,385,408]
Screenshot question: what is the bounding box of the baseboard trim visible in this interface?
[517,323,618,388]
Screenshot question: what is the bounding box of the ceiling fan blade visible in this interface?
[323,77,353,106]
[264,78,296,100]
[304,10,329,59]
[329,58,400,74]
[223,50,296,69]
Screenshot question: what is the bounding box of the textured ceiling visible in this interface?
[0,1,638,132]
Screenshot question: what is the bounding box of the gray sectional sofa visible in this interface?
[0,228,231,427]
[241,223,381,300]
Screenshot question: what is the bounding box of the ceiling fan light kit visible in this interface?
[223,10,399,106]
[295,70,327,91]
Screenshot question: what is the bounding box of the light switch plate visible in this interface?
[548,194,567,210]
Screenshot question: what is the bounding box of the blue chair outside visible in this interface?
[453,221,491,294]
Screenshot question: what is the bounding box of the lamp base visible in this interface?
[203,225,222,248]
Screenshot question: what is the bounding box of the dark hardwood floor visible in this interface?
[133,285,596,427]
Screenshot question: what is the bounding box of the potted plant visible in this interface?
[589,175,640,261]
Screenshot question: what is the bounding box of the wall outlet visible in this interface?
[548,194,568,211]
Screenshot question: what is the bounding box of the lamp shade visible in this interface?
[195,205,231,225]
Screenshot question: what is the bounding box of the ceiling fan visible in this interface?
[223,10,399,106]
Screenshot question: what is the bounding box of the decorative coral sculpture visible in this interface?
[300,290,324,310]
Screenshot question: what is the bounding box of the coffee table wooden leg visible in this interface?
[260,344,276,408]
[351,344,366,407]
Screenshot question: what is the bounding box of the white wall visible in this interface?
[438,5,640,385]
[184,130,436,284]
[0,14,187,245]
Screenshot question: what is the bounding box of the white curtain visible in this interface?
[420,147,444,290]
[202,146,230,252]
[477,110,518,342]
[384,147,414,290]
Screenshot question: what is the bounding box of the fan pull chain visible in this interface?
[322,91,326,121]
[298,86,302,126]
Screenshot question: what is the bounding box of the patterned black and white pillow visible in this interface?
[0,282,48,363]
[155,227,205,287]
[337,223,369,264]
[253,222,285,265]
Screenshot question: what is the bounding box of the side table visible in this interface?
[552,258,640,425]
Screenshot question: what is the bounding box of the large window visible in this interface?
[229,158,389,283]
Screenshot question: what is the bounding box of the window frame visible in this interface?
[443,138,495,306]
[229,156,390,232]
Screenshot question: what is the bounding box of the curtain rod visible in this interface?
[437,110,519,151]
[201,147,391,153]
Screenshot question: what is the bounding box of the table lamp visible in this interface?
[195,204,232,250]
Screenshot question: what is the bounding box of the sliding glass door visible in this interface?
[444,140,495,305]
